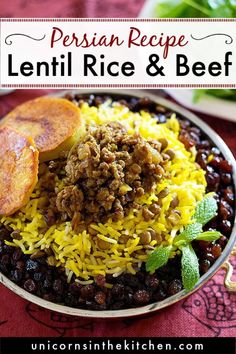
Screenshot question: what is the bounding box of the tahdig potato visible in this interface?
[0,126,39,216]
[1,97,82,162]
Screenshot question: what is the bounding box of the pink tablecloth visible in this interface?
[0,0,236,339]
[0,0,145,18]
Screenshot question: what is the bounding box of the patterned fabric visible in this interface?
[0,0,235,337]
[0,0,145,18]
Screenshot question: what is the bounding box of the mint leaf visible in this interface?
[196,231,221,242]
[173,223,202,246]
[194,196,218,226]
[181,244,200,291]
[146,245,172,273]
[174,197,218,247]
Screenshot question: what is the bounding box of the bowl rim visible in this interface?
[0,89,235,318]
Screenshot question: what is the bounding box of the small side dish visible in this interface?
[0,93,235,311]
[164,89,236,123]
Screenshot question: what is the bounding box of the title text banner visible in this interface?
[0,18,236,88]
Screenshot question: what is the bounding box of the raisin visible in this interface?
[12,248,23,262]
[145,275,159,289]
[220,220,232,235]
[200,259,211,273]
[95,275,106,287]
[80,285,95,300]
[24,279,37,293]
[211,244,222,259]
[221,173,232,185]
[69,282,81,294]
[112,284,125,298]
[26,259,39,272]
[53,279,64,294]
[1,254,10,265]
[167,279,182,295]
[34,272,43,282]
[10,269,23,283]
[219,160,232,173]
[133,290,150,305]
[95,291,106,305]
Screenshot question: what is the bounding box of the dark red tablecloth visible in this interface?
[0,0,236,339]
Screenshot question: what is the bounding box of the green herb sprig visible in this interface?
[146,195,221,291]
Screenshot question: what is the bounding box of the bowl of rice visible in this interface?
[0,90,235,318]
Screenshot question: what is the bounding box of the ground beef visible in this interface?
[55,122,170,224]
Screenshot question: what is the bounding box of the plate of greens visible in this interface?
[139,0,236,122]
[139,0,236,19]
[164,89,236,122]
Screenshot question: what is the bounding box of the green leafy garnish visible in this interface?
[146,245,172,273]
[181,244,200,291]
[155,0,236,19]
[193,89,236,103]
[146,195,221,291]
[193,196,218,226]
[173,222,202,246]
[196,231,222,242]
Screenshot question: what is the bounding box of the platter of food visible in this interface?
[0,90,235,317]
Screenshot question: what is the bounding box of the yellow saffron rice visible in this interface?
[1,101,207,282]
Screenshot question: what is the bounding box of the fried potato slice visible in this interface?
[1,97,81,162]
[0,126,39,216]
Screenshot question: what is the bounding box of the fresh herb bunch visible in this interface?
[193,89,236,103]
[146,195,221,291]
[155,0,236,18]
